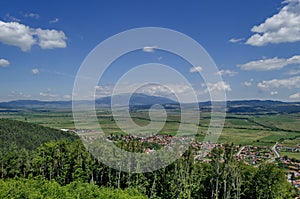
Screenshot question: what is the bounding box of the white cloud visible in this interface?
[5,13,20,22]
[258,76,300,89]
[95,85,114,97]
[289,92,300,99]
[39,92,58,98]
[49,18,59,24]
[94,83,199,102]
[142,46,157,53]
[96,83,192,97]
[204,81,232,93]
[238,55,300,71]
[24,13,40,19]
[270,91,278,95]
[8,91,31,98]
[246,0,300,46]
[139,84,191,97]
[35,28,67,49]
[215,69,238,76]
[229,38,244,43]
[0,59,10,67]
[190,66,203,73]
[0,21,36,51]
[244,81,252,87]
[0,20,67,51]
[31,68,39,75]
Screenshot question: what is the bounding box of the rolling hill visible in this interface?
[0,118,78,151]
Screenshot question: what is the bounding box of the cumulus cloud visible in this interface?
[258,76,300,89]
[189,66,203,73]
[142,46,157,53]
[0,21,36,51]
[0,59,10,67]
[204,81,232,93]
[95,83,192,98]
[215,69,237,77]
[39,92,58,98]
[238,55,300,71]
[31,68,39,75]
[95,83,197,103]
[270,91,278,95]
[244,81,252,87]
[95,85,114,97]
[35,28,67,49]
[8,91,31,98]
[229,38,244,43]
[289,92,300,99]
[246,0,300,46]
[139,84,192,97]
[40,92,56,97]
[0,20,67,51]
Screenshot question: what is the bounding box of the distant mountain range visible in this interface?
[0,93,177,109]
[0,93,300,114]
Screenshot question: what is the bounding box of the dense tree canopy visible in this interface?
[0,119,298,198]
[0,178,147,199]
[0,118,77,151]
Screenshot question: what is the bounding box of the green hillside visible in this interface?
[0,118,78,151]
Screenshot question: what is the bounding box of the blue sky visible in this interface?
[1,0,300,102]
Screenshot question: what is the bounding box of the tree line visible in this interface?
[0,139,298,198]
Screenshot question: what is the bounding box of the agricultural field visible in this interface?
[0,108,299,149]
[280,151,300,160]
[252,114,300,132]
[0,109,75,129]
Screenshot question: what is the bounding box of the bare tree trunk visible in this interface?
[150,172,156,199]
[215,176,219,199]
[211,180,215,199]
[117,165,121,189]
[224,180,226,199]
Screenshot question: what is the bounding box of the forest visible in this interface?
[0,118,298,199]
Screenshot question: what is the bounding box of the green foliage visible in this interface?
[0,139,298,198]
[0,178,147,199]
[250,164,296,199]
[0,118,77,151]
[0,118,298,198]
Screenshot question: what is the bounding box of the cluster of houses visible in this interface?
[107,133,174,146]
[191,142,223,162]
[280,157,300,191]
[65,129,300,191]
[276,144,300,191]
[276,144,300,153]
[236,145,274,165]
[106,133,227,159]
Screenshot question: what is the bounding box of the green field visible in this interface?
[252,114,300,132]
[1,109,300,148]
[280,151,300,159]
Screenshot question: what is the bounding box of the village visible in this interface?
[61,127,300,191]
[105,133,300,191]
